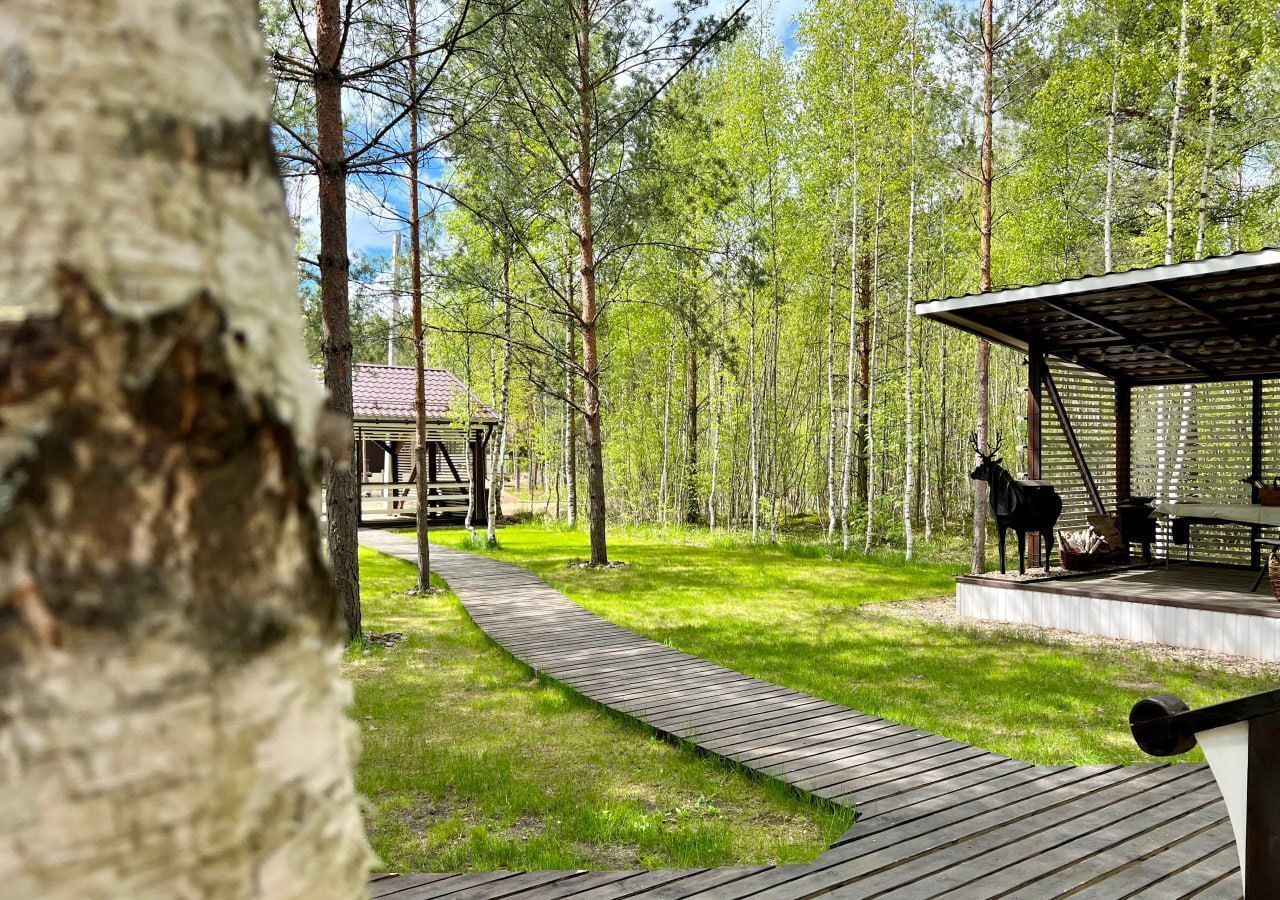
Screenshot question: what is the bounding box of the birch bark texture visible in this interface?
[0,0,370,895]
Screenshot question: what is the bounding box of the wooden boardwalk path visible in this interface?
[359,530,1241,899]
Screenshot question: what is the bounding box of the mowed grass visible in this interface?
[429,524,1277,765]
[347,548,852,873]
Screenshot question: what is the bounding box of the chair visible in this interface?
[1250,539,1280,593]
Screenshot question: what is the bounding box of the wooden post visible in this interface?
[427,438,437,519]
[1252,378,1263,568]
[1026,347,1043,562]
[1116,380,1131,504]
[354,428,364,526]
[473,429,488,525]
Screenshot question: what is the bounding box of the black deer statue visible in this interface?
[969,432,1063,575]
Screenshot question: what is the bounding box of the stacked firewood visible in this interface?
[1059,526,1109,556]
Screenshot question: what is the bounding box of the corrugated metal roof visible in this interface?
[318,364,498,422]
[915,248,1280,385]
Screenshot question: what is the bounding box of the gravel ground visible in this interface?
[871,596,1280,678]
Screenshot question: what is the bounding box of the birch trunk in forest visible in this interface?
[972,0,995,574]
[0,0,369,892]
[826,247,839,541]
[903,5,918,560]
[1196,6,1219,260]
[685,342,700,525]
[1165,0,1190,264]
[564,319,579,527]
[315,0,361,640]
[865,194,882,552]
[1103,11,1120,272]
[488,259,514,544]
[840,180,861,552]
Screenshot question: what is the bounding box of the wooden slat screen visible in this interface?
[1131,379,1279,565]
[1041,362,1118,533]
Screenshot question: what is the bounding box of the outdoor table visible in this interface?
[1153,501,1280,528]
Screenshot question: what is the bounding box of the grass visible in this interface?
[347,547,852,873]
[428,523,1278,766]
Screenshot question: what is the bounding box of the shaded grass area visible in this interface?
[429,524,1277,765]
[347,547,851,873]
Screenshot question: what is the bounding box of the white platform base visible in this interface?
[957,580,1280,661]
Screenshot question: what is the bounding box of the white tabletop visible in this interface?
[1153,502,1280,528]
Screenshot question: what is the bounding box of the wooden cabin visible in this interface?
[917,248,1280,660]
[346,364,497,525]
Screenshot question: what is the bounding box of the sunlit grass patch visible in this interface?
[429,523,1277,765]
[347,547,850,873]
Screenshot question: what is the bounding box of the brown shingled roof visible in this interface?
[330,364,498,422]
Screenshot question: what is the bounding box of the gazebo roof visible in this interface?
[914,248,1280,385]
[343,364,498,422]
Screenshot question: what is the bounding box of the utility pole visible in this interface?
[390,231,402,365]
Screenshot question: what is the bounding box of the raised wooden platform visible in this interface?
[958,564,1280,661]
[361,531,1241,899]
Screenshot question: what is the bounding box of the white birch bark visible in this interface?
[903,2,918,561]
[1104,13,1120,272]
[824,230,839,542]
[1164,0,1190,264]
[0,0,370,895]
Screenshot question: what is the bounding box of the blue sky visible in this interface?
[287,0,803,262]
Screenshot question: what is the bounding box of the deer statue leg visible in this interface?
[998,526,1007,574]
[1017,530,1027,575]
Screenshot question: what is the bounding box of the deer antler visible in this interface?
[990,430,1004,455]
[968,432,981,455]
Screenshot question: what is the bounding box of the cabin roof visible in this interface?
[326,364,498,423]
[914,248,1280,385]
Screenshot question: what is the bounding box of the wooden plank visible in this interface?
[1124,844,1241,898]
[926,777,1224,897]
[1004,806,1231,899]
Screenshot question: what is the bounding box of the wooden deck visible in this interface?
[360,530,1242,899]
[960,564,1280,617]
[957,564,1280,661]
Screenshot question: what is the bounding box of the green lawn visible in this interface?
[347,547,851,873]
[429,524,1277,765]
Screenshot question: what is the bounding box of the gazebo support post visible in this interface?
[473,428,488,526]
[1252,378,1263,568]
[1026,347,1043,562]
[1115,381,1131,503]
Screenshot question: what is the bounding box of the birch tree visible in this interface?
[1,0,368,892]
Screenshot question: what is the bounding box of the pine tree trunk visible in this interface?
[408,0,431,592]
[576,7,609,565]
[315,0,360,641]
[1,0,370,890]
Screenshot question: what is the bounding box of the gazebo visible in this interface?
[916,248,1280,660]
[345,364,498,525]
